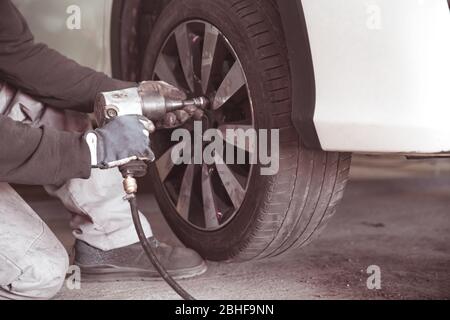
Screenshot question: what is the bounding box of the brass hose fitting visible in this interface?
[123,175,138,195]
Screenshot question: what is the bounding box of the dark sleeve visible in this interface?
[0,115,91,185]
[0,0,136,113]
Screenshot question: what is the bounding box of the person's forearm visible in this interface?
[0,0,136,114]
[0,116,91,185]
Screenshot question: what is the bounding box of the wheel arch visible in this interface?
[110,0,125,79]
[110,0,170,80]
[275,0,321,149]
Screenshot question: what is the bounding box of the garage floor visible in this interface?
[17,156,450,300]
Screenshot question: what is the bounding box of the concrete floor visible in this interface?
[17,157,450,300]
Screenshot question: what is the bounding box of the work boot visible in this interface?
[73,239,207,282]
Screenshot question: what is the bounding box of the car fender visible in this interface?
[279,0,450,154]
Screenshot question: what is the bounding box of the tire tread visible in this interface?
[225,0,351,260]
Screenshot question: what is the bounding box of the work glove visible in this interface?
[142,81,204,129]
[84,115,155,169]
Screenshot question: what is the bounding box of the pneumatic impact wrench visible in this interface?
[94,82,208,300]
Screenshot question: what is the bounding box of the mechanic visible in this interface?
[0,0,206,300]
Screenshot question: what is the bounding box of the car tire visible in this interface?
[140,0,352,261]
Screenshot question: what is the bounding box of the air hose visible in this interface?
[120,161,195,300]
[127,196,195,300]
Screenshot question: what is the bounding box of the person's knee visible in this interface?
[28,249,69,299]
[2,239,69,300]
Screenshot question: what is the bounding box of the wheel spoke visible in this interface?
[154,54,184,89]
[153,20,254,231]
[175,24,196,92]
[201,164,220,229]
[212,61,246,110]
[214,154,245,209]
[201,24,219,94]
[156,141,186,182]
[176,164,195,220]
[218,124,256,153]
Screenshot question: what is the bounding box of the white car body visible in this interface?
[14,0,450,155]
[303,0,450,154]
[13,0,114,75]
